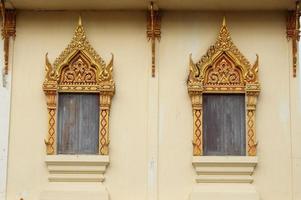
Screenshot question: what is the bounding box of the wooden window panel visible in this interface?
[203,94,246,156]
[57,93,99,154]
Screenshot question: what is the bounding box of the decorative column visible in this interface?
[146,3,161,200]
[44,90,57,155]
[246,86,260,156]
[99,94,112,155]
[190,93,203,156]
[43,53,58,155]
[188,54,204,156]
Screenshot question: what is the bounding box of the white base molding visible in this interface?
[40,155,110,200]
[40,182,109,200]
[190,184,259,200]
[190,156,260,200]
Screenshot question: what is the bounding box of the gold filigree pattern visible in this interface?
[60,54,97,85]
[193,110,202,156]
[99,110,109,155]
[99,95,111,155]
[44,91,57,154]
[247,110,256,156]
[204,54,243,87]
[187,18,260,156]
[45,109,56,154]
[43,17,115,155]
[53,18,106,75]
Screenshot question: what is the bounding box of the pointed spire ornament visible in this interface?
[78,15,82,26]
[222,16,226,26]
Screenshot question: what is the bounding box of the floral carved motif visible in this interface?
[43,17,115,155]
[204,55,243,86]
[60,55,97,85]
[187,18,260,156]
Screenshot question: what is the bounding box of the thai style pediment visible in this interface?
[43,17,114,94]
[188,18,259,93]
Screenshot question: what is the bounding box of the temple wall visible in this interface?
[5,10,300,200]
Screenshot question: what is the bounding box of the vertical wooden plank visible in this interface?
[57,93,99,154]
[78,94,99,154]
[57,94,79,154]
[203,94,246,156]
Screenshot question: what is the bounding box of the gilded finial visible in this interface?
[222,16,226,26]
[150,1,154,10]
[78,15,82,26]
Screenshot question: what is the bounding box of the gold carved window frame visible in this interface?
[43,17,115,155]
[187,18,260,156]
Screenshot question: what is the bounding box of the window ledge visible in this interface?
[45,155,109,182]
[192,156,258,183]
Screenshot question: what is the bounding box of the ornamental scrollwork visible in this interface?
[204,54,243,86]
[60,54,97,85]
[43,17,115,155]
[286,1,300,77]
[187,17,260,156]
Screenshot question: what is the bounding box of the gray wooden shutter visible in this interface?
[203,94,246,156]
[57,93,99,154]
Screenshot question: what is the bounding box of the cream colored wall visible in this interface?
[7,11,149,200]
[6,10,298,200]
[158,11,294,200]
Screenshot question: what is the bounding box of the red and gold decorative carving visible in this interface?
[147,2,161,77]
[43,17,115,155]
[187,18,260,156]
[286,1,300,78]
[0,5,16,75]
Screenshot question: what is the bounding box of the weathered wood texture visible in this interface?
[203,94,246,156]
[57,93,99,154]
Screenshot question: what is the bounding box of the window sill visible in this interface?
[192,156,258,183]
[45,155,109,182]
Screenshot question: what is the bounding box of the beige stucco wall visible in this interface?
[6,10,300,200]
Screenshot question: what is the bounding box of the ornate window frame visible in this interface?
[43,17,115,155]
[187,18,260,157]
